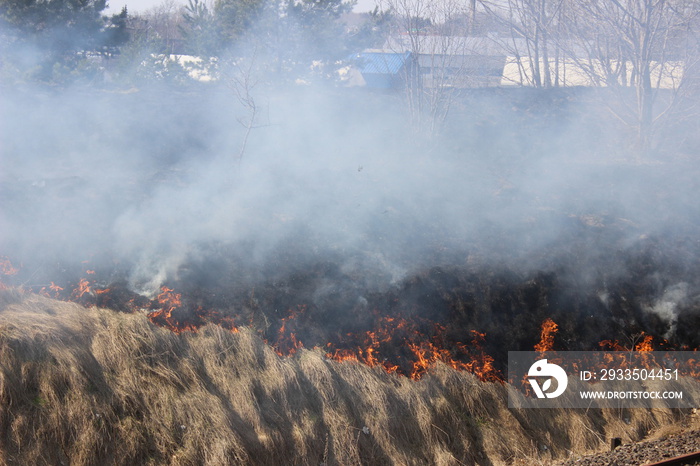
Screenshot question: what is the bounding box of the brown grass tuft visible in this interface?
[0,290,693,465]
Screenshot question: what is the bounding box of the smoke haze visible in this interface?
[2,65,700,353]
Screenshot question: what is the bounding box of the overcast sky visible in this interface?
[106,0,379,15]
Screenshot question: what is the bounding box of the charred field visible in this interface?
[2,83,700,463]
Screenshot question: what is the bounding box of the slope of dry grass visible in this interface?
[0,289,694,465]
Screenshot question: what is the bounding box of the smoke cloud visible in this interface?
[2,14,700,353]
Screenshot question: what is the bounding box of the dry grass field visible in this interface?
[0,288,695,465]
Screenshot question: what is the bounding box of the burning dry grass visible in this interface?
[0,289,694,465]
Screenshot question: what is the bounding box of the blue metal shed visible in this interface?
[353,51,413,89]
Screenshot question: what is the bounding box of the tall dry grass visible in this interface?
[0,289,693,465]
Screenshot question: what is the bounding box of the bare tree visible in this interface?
[479,0,568,87]
[479,0,699,153]
[143,0,186,54]
[223,46,269,164]
[560,0,699,152]
[379,0,474,138]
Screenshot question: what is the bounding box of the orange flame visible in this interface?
[635,334,653,352]
[322,316,502,382]
[534,318,558,353]
[1,257,19,276]
[15,257,689,382]
[466,330,501,383]
[71,278,91,299]
[324,315,409,374]
[156,286,182,311]
[40,282,64,299]
[197,308,239,333]
[147,286,197,334]
[271,305,306,356]
[599,339,626,351]
[405,330,502,381]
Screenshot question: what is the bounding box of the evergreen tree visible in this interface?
[180,0,220,56]
[213,0,355,80]
[284,0,355,62]
[213,0,265,48]
[0,0,108,55]
[102,6,130,53]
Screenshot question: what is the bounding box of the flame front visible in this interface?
[323,315,503,382]
[2,254,697,383]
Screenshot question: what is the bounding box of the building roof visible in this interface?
[384,35,521,57]
[383,35,591,59]
[353,51,412,75]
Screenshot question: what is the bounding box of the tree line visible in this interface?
[2,0,699,153]
[475,0,700,150]
[0,0,386,83]
[378,0,700,151]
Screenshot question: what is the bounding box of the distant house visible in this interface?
[352,35,686,91]
[351,51,415,89]
[501,57,685,89]
[383,35,510,89]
